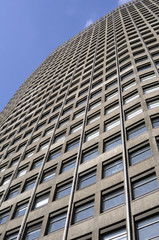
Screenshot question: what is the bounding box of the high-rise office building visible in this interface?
[0,0,159,239]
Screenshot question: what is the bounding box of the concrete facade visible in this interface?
[0,0,159,239]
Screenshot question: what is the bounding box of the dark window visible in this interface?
[132,173,158,199]
[136,214,159,240]
[5,231,19,240]
[55,181,72,200]
[151,115,159,128]
[127,122,146,140]
[78,170,96,189]
[129,144,152,165]
[13,202,28,218]
[103,157,123,177]
[101,187,125,212]
[72,199,94,224]
[103,135,121,152]
[81,146,98,163]
[47,211,67,234]
[31,157,43,170]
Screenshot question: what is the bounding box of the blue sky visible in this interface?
[0,0,130,112]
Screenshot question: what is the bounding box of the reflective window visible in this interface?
[147,98,159,109]
[103,157,123,177]
[127,122,146,140]
[0,211,10,224]
[66,138,80,152]
[78,170,96,189]
[101,227,127,240]
[125,106,142,120]
[151,115,159,128]
[55,181,72,200]
[61,157,76,173]
[104,118,120,131]
[101,187,125,212]
[24,223,41,240]
[41,168,55,183]
[132,173,158,199]
[136,214,159,240]
[14,202,28,218]
[129,144,151,165]
[104,135,121,152]
[47,212,67,234]
[85,128,99,142]
[82,146,98,163]
[7,185,20,200]
[34,192,49,209]
[72,200,94,224]
[23,178,36,192]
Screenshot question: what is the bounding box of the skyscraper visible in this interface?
[0,0,159,239]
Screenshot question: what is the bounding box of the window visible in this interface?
[104,117,120,131]
[31,135,41,144]
[23,177,37,192]
[89,99,101,110]
[127,122,146,140]
[103,135,121,152]
[41,168,56,183]
[105,102,119,114]
[122,80,136,92]
[78,169,96,189]
[143,84,159,94]
[147,97,159,109]
[124,91,139,104]
[87,112,100,125]
[74,108,85,119]
[70,122,83,134]
[100,227,127,240]
[66,138,80,152]
[0,210,10,224]
[24,222,41,240]
[54,131,65,143]
[105,90,118,101]
[81,145,98,163]
[85,128,99,142]
[5,230,19,240]
[132,171,158,199]
[125,105,142,120]
[72,198,94,224]
[31,157,43,170]
[47,211,67,234]
[48,148,61,161]
[58,118,69,128]
[105,79,117,90]
[101,186,125,212]
[55,181,72,200]
[33,192,50,209]
[103,157,123,177]
[91,88,102,98]
[61,157,76,173]
[13,202,28,218]
[76,97,87,107]
[44,126,54,136]
[2,174,12,186]
[16,166,28,178]
[136,214,159,240]
[129,143,152,165]
[24,149,35,159]
[151,115,159,128]
[140,72,156,82]
[0,164,7,173]
[39,141,49,151]
[7,185,20,200]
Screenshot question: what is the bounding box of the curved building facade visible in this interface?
[0,0,159,239]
